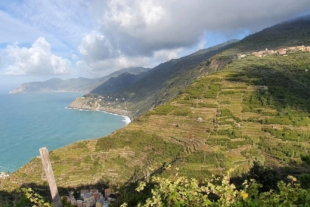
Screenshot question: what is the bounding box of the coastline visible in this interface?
[67,106,131,124]
[68,96,132,122]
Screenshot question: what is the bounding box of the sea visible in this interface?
[0,92,130,173]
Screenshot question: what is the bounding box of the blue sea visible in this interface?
[0,92,129,173]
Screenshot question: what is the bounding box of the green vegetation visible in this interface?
[147,104,174,115]
[0,187,76,207]
[117,162,310,206]
[262,127,310,141]
[301,155,310,165]
[2,163,310,206]
[133,174,310,207]
[2,15,310,207]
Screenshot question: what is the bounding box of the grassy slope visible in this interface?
[2,50,310,193]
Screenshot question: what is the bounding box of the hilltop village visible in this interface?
[238,45,310,58]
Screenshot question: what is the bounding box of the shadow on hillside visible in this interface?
[249,67,310,111]
[1,160,309,206]
[0,181,109,205]
[226,65,310,113]
[0,159,172,206]
[231,161,310,192]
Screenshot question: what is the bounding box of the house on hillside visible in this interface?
[105,188,112,198]
[288,46,297,51]
[266,50,276,55]
[237,54,247,59]
[297,45,305,51]
[251,52,259,57]
[252,51,265,57]
[278,49,287,55]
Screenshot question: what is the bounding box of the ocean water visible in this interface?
[0,92,129,173]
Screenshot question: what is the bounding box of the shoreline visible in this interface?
[67,106,132,124]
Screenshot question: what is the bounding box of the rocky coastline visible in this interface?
[68,96,132,119]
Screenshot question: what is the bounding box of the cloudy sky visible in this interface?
[0,0,310,92]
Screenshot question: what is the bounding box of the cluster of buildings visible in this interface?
[238,45,310,58]
[65,188,117,207]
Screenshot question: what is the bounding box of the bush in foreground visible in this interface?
[123,168,310,207]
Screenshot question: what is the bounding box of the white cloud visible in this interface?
[78,56,149,75]
[154,49,182,63]
[98,0,310,58]
[105,0,165,29]
[77,30,182,75]
[4,37,72,75]
[197,39,207,50]
[78,31,115,62]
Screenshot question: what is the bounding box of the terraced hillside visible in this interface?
[2,49,310,196]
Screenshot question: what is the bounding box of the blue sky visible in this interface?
[0,0,310,92]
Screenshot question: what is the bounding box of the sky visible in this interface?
[0,0,310,92]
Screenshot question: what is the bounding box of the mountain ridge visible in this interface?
[9,67,150,94]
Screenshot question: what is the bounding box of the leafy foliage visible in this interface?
[0,187,77,207]
[129,169,310,207]
[244,161,280,192]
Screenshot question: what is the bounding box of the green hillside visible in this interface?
[2,15,310,206]
[85,40,237,118]
[2,47,310,191]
